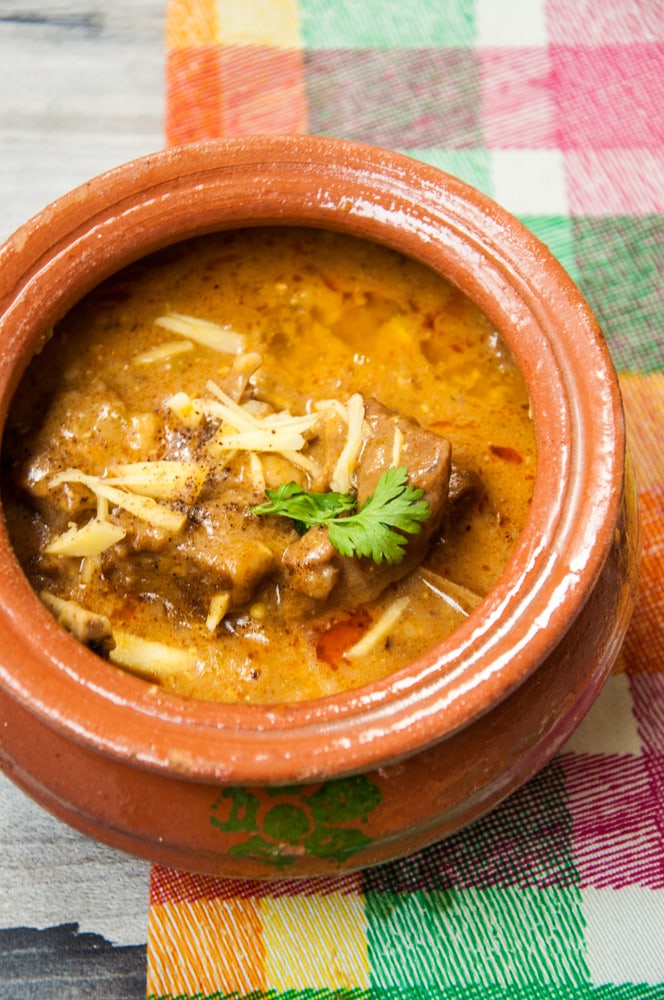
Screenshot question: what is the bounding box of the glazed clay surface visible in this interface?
[0,137,639,876]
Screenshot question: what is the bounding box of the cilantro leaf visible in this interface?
[250,481,356,534]
[251,466,431,565]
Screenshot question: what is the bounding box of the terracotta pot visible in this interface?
[0,136,639,878]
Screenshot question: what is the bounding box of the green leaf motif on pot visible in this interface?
[210,786,260,833]
[210,775,382,869]
[307,775,381,823]
[263,803,311,841]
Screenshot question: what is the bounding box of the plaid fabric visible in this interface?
[149,1,664,995]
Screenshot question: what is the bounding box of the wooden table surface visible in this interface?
[1,4,166,996]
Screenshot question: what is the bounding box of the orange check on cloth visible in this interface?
[147,1,664,995]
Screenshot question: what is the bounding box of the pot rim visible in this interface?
[0,135,625,783]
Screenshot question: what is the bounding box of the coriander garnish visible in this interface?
[251,466,430,565]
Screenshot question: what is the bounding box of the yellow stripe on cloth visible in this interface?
[216,0,302,48]
[261,891,371,989]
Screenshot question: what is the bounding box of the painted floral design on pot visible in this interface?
[211,776,383,869]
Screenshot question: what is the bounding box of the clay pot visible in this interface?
[0,137,639,878]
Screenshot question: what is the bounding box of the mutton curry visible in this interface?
[2,227,536,703]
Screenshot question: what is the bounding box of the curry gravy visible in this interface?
[3,228,536,703]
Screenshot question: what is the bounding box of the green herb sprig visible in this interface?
[251,466,431,565]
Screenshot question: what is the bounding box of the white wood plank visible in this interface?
[0,774,150,946]
[0,0,166,240]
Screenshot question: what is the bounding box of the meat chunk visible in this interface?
[334,400,451,604]
[282,525,339,600]
[102,488,295,614]
[16,383,157,504]
[178,516,276,607]
[357,399,451,515]
[283,398,451,608]
[447,465,484,512]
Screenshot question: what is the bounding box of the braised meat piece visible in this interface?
[282,525,339,601]
[283,398,452,608]
[175,494,284,607]
[357,399,451,513]
[103,489,296,614]
[447,465,485,513]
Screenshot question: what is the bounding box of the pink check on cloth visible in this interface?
[147,1,664,995]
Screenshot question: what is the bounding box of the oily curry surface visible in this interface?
[3,227,536,703]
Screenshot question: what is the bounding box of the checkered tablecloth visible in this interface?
[142,1,664,995]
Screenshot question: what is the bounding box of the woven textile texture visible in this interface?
[148,1,664,996]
